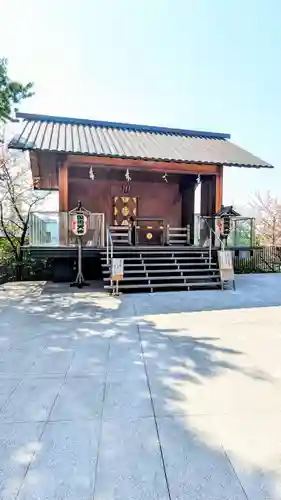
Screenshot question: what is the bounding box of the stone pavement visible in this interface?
[0,274,281,499]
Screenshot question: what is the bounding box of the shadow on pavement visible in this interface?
[0,280,280,499]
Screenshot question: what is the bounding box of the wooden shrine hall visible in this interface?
[9,112,272,246]
[9,113,272,291]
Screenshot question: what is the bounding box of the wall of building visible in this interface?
[31,152,59,189]
[68,177,182,226]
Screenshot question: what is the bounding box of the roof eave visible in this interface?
[8,143,273,169]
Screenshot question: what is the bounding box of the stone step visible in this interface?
[101,262,217,268]
[103,274,220,282]
[101,249,209,254]
[102,268,218,275]
[145,262,217,267]
[101,256,211,261]
[104,281,221,291]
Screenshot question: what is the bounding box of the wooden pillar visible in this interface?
[59,162,69,212]
[201,170,223,216]
[58,161,69,245]
[200,171,223,245]
[215,167,223,213]
[200,175,215,246]
[180,175,196,244]
[200,175,216,216]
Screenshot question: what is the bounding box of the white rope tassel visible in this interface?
[89,166,95,180]
[125,168,131,182]
[162,172,168,183]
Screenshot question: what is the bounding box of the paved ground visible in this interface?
[1,274,281,499]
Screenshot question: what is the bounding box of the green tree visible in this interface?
[0,58,33,122]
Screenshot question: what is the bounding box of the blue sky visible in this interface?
[1,0,280,207]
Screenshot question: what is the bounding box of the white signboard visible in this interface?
[111,258,124,281]
[218,250,235,289]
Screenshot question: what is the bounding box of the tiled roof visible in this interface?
[8,113,273,168]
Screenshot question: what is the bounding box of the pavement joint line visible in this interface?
[63,350,76,381]
[14,376,65,500]
[133,300,172,500]
[3,408,281,425]
[92,340,111,500]
[0,377,24,416]
[64,373,105,379]
[0,414,158,424]
[0,419,48,424]
[222,445,250,500]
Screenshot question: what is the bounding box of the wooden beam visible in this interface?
[67,154,220,175]
[58,161,69,245]
[58,161,68,212]
[215,166,223,212]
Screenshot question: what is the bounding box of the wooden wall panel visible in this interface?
[30,152,59,189]
[29,152,40,188]
[68,177,182,226]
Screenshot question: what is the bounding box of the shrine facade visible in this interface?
[9,113,272,247]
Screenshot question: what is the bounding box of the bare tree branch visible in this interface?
[250,192,281,246]
[0,145,51,266]
[0,202,17,253]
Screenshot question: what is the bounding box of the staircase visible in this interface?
[100,246,222,293]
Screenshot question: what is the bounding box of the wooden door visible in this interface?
[113,196,137,225]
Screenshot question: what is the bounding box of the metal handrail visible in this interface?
[106,225,113,266]
[205,222,221,268]
[206,224,232,267]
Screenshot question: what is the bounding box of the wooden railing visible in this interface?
[109,225,130,245]
[108,225,191,246]
[166,225,190,246]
